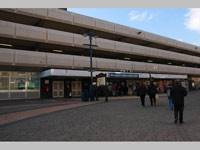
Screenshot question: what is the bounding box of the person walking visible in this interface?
[137,82,147,108]
[166,83,173,110]
[148,81,158,107]
[108,84,112,96]
[112,84,116,96]
[170,80,187,124]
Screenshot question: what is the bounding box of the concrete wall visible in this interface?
[47,53,74,68]
[48,8,73,24]
[15,51,46,67]
[1,20,200,66]
[0,48,14,65]
[96,58,116,70]
[47,29,73,46]
[0,20,15,38]
[116,41,132,54]
[1,48,200,75]
[1,8,199,53]
[16,24,46,42]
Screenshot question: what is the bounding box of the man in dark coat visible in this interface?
[137,82,147,108]
[170,80,187,124]
[148,81,158,106]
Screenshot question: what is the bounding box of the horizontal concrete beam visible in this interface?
[1,20,200,66]
[1,8,199,54]
[1,47,200,75]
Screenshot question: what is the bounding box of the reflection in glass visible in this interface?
[0,72,8,76]
[27,78,39,90]
[0,76,9,90]
[27,72,39,78]
[11,72,26,77]
[10,78,25,90]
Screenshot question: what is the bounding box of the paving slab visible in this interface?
[1,92,199,141]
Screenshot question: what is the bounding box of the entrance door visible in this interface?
[53,81,64,98]
[71,81,82,97]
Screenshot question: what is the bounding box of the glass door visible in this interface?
[71,81,82,97]
[53,81,64,98]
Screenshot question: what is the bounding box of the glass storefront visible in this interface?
[10,77,26,90]
[0,76,9,90]
[0,71,40,100]
[191,77,200,90]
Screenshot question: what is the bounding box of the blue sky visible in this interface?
[68,8,200,46]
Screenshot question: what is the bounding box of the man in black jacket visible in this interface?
[137,82,147,108]
[170,80,187,124]
[148,81,158,106]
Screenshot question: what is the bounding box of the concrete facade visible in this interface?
[0,8,200,100]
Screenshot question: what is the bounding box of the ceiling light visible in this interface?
[168,62,172,65]
[148,60,153,63]
[124,57,130,60]
[53,49,63,53]
[0,43,12,47]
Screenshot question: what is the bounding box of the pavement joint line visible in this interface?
[0,94,167,107]
[0,100,103,126]
[0,94,167,126]
[0,102,84,116]
[0,101,82,109]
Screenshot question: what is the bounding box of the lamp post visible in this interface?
[82,31,98,101]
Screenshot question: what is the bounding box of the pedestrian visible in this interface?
[137,82,147,108]
[170,80,187,124]
[66,84,71,98]
[132,84,136,96]
[166,83,173,110]
[112,83,116,96]
[128,85,133,95]
[108,84,112,96]
[148,81,158,106]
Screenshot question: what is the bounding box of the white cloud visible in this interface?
[139,11,147,22]
[184,8,200,33]
[148,14,153,20]
[129,10,154,22]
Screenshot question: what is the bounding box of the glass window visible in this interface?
[0,76,9,90]
[27,72,39,78]
[27,78,39,90]
[0,72,9,76]
[11,72,26,77]
[10,77,25,90]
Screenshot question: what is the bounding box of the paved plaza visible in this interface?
[0,91,200,141]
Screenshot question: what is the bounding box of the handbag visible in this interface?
[155,94,159,100]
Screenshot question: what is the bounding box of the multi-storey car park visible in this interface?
[0,8,200,100]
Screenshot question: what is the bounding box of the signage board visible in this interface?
[45,80,49,84]
[109,73,139,78]
[97,76,106,86]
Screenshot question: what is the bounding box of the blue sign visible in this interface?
[109,73,139,78]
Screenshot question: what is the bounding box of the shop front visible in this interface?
[187,76,200,90]
[40,69,89,99]
[40,77,84,99]
[0,71,40,100]
[40,69,189,99]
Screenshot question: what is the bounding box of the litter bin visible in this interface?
[81,90,89,102]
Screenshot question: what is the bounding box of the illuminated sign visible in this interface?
[109,73,139,78]
[97,77,106,86]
